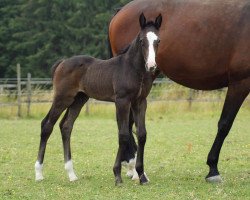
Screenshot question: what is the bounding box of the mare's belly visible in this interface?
[165,71,228,90]
[158,60,229,90]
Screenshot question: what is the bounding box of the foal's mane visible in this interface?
[118,45,131,54]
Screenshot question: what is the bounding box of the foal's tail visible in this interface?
[51,59,64,80]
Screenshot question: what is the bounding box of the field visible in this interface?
[0,102,250,200]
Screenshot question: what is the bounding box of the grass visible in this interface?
[0,102,249,200]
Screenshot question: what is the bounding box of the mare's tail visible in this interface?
[107,31,113,58]
[107,8,122,58]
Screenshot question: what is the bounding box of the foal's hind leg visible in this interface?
[35,96,75,181]
[59,92,89,181]
[206,79,249,183]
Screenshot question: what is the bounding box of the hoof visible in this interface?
[123,157,137,179]
[35,175,44,181]
[35,161,44,181]
[115,177,123,186]
[126,170,134,178]
[69,175,78,182]
[206,175,222,183]
[132,174,139,180]
[140,173,150,185]
[131,169,139,180]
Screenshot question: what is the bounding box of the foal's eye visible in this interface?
[157,39,160,44]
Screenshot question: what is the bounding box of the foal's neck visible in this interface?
[124,37,146,75]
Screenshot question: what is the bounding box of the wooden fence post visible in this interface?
[17,63,21,117]
[27,73,31,116]
[188,89,194,109]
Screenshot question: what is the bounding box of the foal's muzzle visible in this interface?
[146,64,157,73]
[149,66,156,73]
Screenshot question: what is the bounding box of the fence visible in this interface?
[0,65,249,117]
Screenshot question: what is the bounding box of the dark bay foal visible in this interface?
[35,13,162,185]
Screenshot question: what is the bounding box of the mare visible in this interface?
[108,0,250,183]
[35,13,162,185]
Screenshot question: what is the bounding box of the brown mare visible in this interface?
[35,13,162,185]
[109,0,250,183]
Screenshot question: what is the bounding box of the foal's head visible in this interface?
[138,13,162,72]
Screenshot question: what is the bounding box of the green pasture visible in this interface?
[0,102,250,199]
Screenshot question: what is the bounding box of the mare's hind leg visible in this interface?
[59,92,89,181]
[35,95,75,181]
[206,79,249,183]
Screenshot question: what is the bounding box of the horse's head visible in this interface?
[139,13,162,72]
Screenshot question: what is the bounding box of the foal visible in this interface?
[35,13,162,185]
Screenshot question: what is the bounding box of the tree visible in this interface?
[0,0,24,77]
[0,0,131,78]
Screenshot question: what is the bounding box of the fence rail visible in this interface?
[0,75,249,117]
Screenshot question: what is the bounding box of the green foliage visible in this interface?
[0,0,131,78]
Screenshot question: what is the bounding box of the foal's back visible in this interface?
[53,55,120,102]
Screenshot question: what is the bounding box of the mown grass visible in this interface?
[0,101,249,200]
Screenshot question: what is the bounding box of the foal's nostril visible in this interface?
[149,67,156,72]
[146,62,157,72]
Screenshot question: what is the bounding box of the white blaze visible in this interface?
[146,31,158,70]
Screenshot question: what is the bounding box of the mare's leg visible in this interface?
[113,98,131,185]
[132,99,149,184]
[35,95,75,181]
[59,92,89,181]
[206,79,249,183]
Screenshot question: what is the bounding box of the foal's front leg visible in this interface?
[121,110,138,179]
[132,99,149,184]
[113,98,131,185]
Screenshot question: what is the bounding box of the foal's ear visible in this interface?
[155,14,162,29]
[139,13,147,28]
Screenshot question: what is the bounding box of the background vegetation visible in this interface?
[0,0,130,78]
